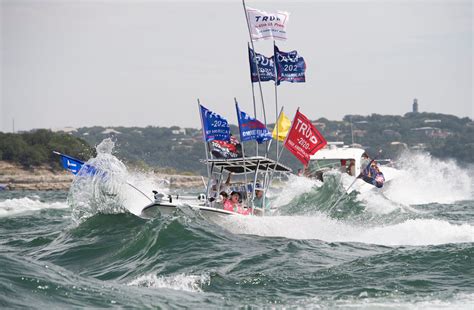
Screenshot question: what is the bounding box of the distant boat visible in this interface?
[0,184,8,191]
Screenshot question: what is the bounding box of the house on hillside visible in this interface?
[410,127,451,139]
[171,128,186,135]
[101,128,121,135]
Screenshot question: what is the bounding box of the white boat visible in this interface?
[306,143,400,193]
[140,156,292,218]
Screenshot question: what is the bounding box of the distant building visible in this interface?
[424,119,441,124]
[101,128,121,135]
[52,126,77,133]
[171,128,186,135]
[412,98,419,113]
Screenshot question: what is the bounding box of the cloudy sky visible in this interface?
[1,0,472,132]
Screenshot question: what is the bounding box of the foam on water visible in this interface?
[0,197,68,217]
[382,151,473,205]
[127,273,210,292]
[220,215,473,246]
[303,292,474,309]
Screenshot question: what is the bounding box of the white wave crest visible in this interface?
[383,151,473,205]
[0,197,68,217]
[220,215,473,246]
[269,174,321,208]
[127,273,210,292]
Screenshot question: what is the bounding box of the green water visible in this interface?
[0,187,472,309]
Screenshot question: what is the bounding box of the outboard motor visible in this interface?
[152,190,165,203]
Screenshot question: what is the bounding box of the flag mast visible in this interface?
[242,0,268,155]
[273,40,279,159]
[197,99,212,196]
[248,42,259,157]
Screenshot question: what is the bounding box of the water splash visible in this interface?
[382,151,472,205]
[68,139,167,223]
[127,273,210,292]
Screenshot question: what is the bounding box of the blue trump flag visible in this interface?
[199,104,231,142]
[57,152,98,176]
[59,153,84,175]
[274,45,306,85]
[249,46,275,83]
[236,103,272,144]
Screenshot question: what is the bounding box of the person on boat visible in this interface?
[224,191,249,215]
[347,160,356,176]
[209,173,232,202]
[340,159,347,173]
[252,184,270,211]
[216,191,229,208]
[360,152,371,170]
[361,161,385,188]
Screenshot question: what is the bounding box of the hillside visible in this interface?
[1,112,472,175]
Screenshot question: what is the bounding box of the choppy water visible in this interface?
[1,144,473,308]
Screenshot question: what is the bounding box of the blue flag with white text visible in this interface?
[60,154,84,175]
[59,153,99,176]
[274,45,306,85]
[236,103,272,144]
[249,46,275,83]
[199,104,231,142]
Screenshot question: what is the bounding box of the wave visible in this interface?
[218,215,473,246]
[0,197,68,217]
[382,151,473,205]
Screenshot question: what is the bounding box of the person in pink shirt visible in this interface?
[224,191,250,215]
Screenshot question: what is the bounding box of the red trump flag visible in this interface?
[284,110,327,166]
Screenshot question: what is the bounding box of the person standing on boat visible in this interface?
[224,191,249,215]
[252,184,270,211]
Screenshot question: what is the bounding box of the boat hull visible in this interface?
[140,201,239,219]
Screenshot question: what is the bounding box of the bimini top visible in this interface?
[204,156,292,174]
[310,145,366,161]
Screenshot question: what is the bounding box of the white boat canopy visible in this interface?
[310,146,365,161]
[203,156,292,175]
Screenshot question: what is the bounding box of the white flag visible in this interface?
[246,7,290,41]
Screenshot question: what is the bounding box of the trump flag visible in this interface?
[249,46,275,83]
[199,104,231,142]
[274,45,306,85]
[246,7,290,41]
[284,110,327,166]
[236,103,272,144]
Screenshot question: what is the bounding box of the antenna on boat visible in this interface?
[350,115,354,145]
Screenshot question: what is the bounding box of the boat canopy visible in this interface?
[204,156,292,174]
[310,146,365,161]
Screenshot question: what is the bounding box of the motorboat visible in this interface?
[140,156,292,219]
[305,142,400,193]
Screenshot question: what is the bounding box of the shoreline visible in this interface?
[0,161,204,191]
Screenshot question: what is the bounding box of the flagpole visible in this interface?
[242,0,268,148]
[248,42,259,157]
[197,99,212,197]
[273,40,279,159]
[264,108,299,199]
[235,98,250,206]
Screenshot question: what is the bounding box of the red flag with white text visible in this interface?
[284,110,327,166]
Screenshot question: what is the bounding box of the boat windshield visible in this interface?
[308,159,344,171]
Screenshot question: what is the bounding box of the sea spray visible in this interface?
[383,150,472,205]
[67,139,168,223]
